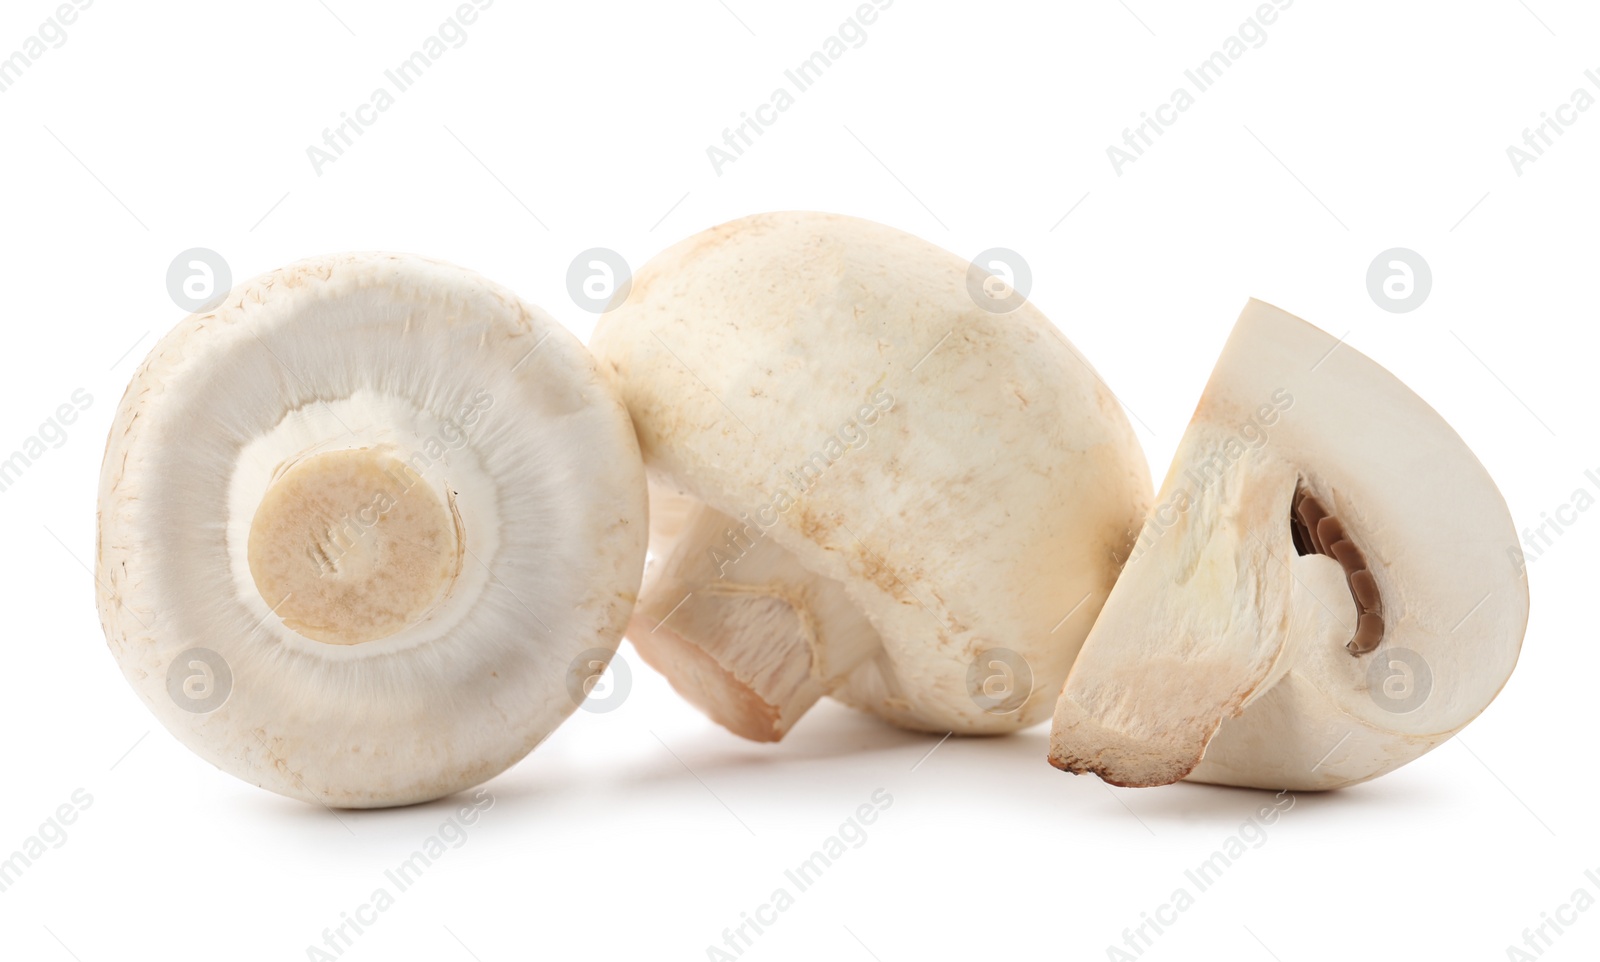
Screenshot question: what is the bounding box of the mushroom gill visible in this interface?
[1289,484,1383,655]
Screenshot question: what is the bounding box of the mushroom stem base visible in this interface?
[247,447,462,645]
[629,491,882,741]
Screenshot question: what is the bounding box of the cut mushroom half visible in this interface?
[1049,299,1527,790]
[96,252,647,808]
[591,212,1152,741]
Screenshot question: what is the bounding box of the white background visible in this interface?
[0,1,1595,959]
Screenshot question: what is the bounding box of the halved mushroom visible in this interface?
[590,212,1152,741]
[1049,299,1527,790]
[96,252,647,808]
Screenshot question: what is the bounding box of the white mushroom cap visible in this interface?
[96,252,646,808]
[1050,299,1528,789]
[591,212,1151,740]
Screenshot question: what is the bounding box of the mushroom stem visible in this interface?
[627,489,882,741]
[247,448,462,645]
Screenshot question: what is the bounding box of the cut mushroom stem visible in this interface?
[1049,299,1526,790]
[248,448,465,645]
[628,489,883,741]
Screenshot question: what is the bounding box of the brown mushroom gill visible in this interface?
[1289,485,1383,655]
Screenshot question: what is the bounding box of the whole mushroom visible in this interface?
[97,252,647,808]
[591,212,1152,741]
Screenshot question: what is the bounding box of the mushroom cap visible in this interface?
[96,252,647,808]
[591,212,1151,734]
[1050,299,1528,789]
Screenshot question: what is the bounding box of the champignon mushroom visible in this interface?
[1049,298,1527,790]
[96,252,647,808]
[590,212,1152,741]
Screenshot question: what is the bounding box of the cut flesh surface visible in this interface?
[1049,299,1527,790]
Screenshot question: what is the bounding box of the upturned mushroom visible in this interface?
[97,252,647,808]
[590,212,1152,741]
[1049,299,1527,790]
